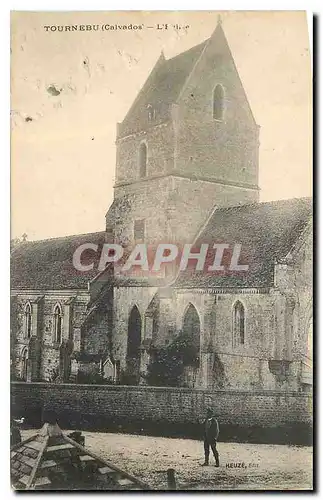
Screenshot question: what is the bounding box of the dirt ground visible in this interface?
[21,429,313,490]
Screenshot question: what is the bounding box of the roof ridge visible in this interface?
[207,196,313,214]
[13,230,106,245]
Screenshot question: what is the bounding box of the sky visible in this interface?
[10,10,312,241]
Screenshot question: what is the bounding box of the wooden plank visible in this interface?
[34,476,51,487]
[25,435,49,490]
[24,448,39,459]
[98,466,117,475]
[40,460,57,469]
[19,464,33,476]
[26,441,43,451]
[18,475,30,486]
[117,478,135,486]
[47,443,74,452]
[79,455,95,462]
[21,457,36,468]
[10,434,39,452]
[63,435,151,490]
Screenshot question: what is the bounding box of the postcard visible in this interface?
[10,11,313,491]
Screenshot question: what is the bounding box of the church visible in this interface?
[11,21,313,393]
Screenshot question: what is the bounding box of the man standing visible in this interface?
[201,407,220,467]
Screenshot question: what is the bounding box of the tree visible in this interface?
[11,233,28,252]
[145,330,199,387]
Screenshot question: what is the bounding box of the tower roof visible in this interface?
[118,21,257,138]
[118,38,208,137]
[11,422,150,490]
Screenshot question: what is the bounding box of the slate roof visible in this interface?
[119,39,208,137]
[11,198,312,292]
[11,231,107,290]
[173,197,312,289]
[11,422,150,491]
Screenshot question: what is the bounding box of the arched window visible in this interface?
[54,304,63,344]
[21,348,28,381]
[182,303,200,367]
[213,84,224,120]
[25,303,32,339]
[139,143,147,178]
[147,104,155,121]
[126,305,142,384]
[233,301,245,345]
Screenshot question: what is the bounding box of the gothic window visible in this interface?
[134,219,145,241]
[233,301,245,345]
[25,303,32,339]
[21,348,28,381]
[182,303,201,367]
[126,305,142,384]
[147,104,155,121]
[139,142,147,178]
[213,84,224,120]
[53,304,63,344]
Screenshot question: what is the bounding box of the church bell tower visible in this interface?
[106,20,260,247]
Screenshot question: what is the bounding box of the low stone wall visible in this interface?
[11,382,313,445]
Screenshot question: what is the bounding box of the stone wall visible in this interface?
[11,291,88,381]
[11,382,312,444]
[112,287,284,391]
[113,176,173,245]
[116,122,174,183]
[10,290,107,382]
[174,26,259,189]
[274,225,313,386]
[113,286,158,373]
[165,177,258,244]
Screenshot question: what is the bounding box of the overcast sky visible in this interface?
[11,10,312,241]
